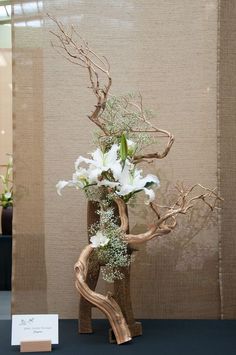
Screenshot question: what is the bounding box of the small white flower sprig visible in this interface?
[56,134,160,208]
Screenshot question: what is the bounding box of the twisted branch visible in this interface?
[114,197,129,233]
[74,244,131,344]
[124,94,175,163]
[134,129,174,163]
[49,16,174,161]
[48,14,112,136]
[116,184,222,245]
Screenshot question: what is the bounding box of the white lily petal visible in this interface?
[144,188,155,204]
[116,164,160,201]
[87,166,102,182]
[56,180,69,196]
[126,139,136,148]
[72,167,92,186]
[111,162,122,180]
[91,148,104,167]
[74,167,89,177]
[72,173,84,188]
[117,184,135,196]
[143,174,160,187]
[105,144,119,164]
[117,164,130,185]
[75,156,94,170]
[56,179,79,195]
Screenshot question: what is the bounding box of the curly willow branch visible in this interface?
[115,185,222,245]
[48,14,112,136]
[114,197,129,233]
[74,244,131,344]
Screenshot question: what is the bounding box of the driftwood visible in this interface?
[78,201,142,343]
[74,183,221,345]
[74,244,132,344]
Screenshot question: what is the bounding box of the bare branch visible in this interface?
[117,184,222,245]
[134,130,174,163]
[48,14,112,135]
[114,197,129,233]
[120,94,175,163]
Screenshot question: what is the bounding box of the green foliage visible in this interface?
[119,133,128,169]
[0,155,13,208]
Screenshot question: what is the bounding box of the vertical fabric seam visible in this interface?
[216,0,224,320]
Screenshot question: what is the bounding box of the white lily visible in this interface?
[117,164,160,203]
[90,231,109,248]
[72,167,91,186]
[75,144,122,182]
[57,166,97,196]
[56,143,159,203]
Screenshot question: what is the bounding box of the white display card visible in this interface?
[11,314,59,346]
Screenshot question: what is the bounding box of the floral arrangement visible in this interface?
[0,155,13,209]
[51,16,221,344]
[57,126,160,281]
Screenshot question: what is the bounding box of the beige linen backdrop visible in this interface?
[11,0,236,319]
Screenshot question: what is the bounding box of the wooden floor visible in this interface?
[1,319,236,354]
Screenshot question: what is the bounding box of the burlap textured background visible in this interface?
[11,0,236,319]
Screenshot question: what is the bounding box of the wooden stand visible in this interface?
[20,340,52,353]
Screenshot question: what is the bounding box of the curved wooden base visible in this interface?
[109,321,142,343]
[76,200,142,344]
[78,255,142,342]
[75,245,132,345]
[113,266,142,339]
[78,253,100,334]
